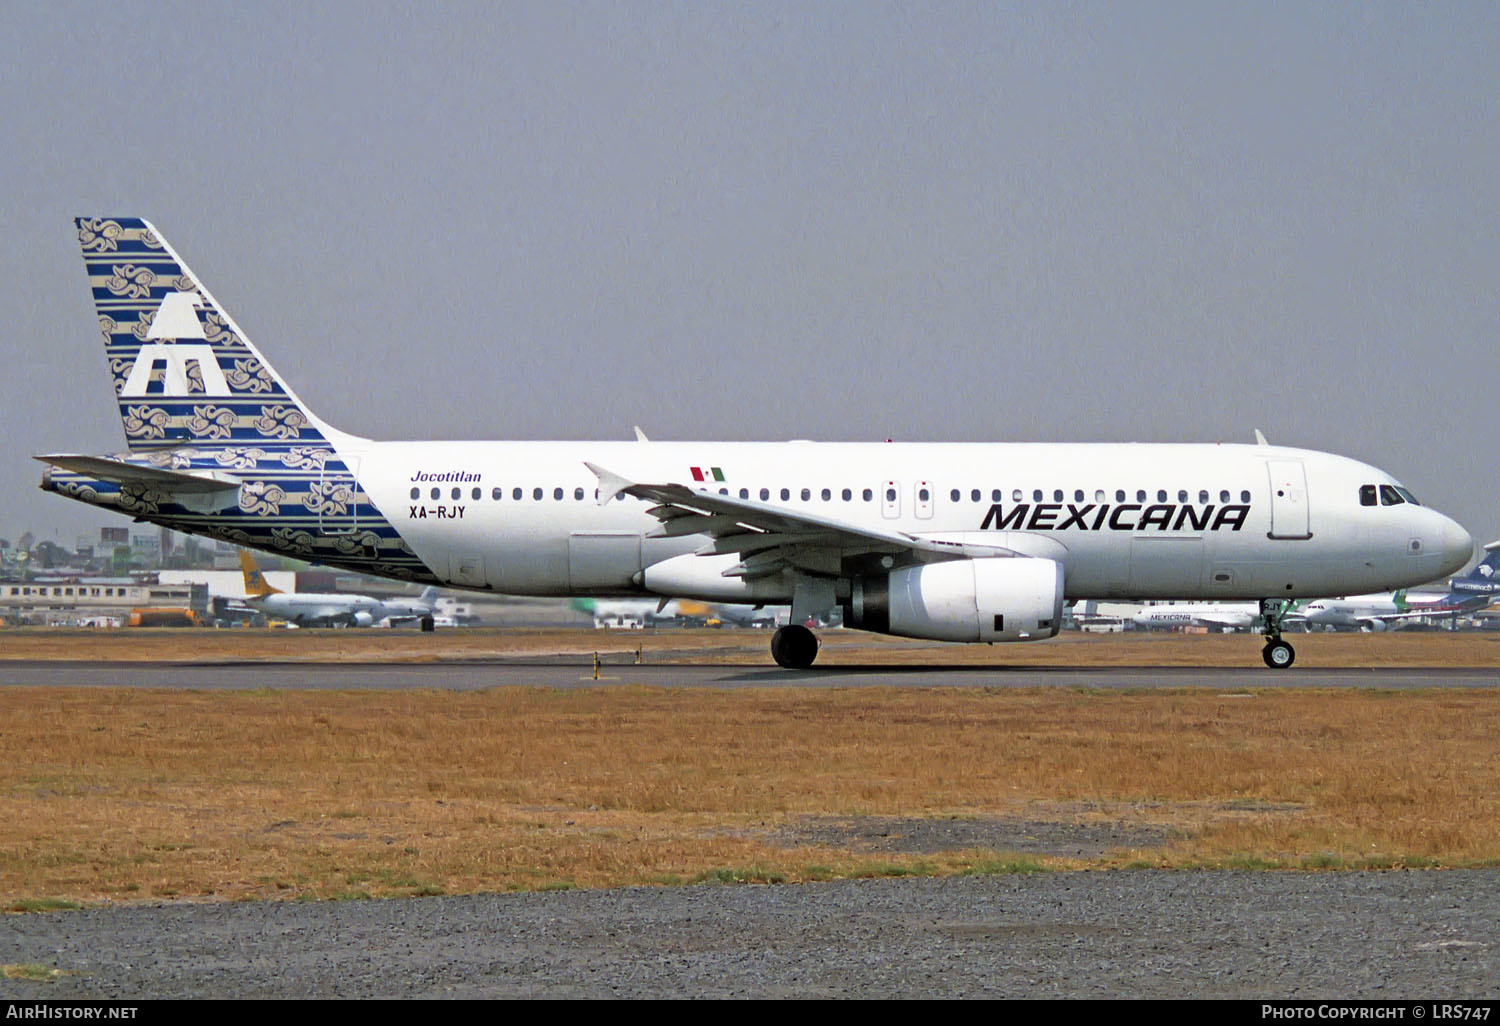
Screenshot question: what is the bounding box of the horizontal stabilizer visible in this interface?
[34,454,240,493]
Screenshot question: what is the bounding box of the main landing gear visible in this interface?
[771,624,819,669]
[1259,599,1295,669]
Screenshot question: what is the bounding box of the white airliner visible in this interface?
[237,550,390,628]
[38,218,1474,669]
[570,597,784,629]
[1130,601,1262,632]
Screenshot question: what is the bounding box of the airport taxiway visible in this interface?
[1,659,1497,689]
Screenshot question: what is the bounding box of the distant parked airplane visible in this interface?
[1130,601,1262,632]
[237,550,390,627]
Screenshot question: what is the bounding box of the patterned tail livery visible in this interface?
[76,216,333,450]
[42,219,438,584]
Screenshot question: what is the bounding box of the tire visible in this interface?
[1262,640,1295,669]
[770,625,819,669]
[420,615,435,632]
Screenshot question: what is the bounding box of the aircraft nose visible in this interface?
[1438,517,1474,577]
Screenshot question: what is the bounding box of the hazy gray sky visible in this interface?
[2,2,1497,549]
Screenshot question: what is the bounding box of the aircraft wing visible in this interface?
[585,463,1019,579]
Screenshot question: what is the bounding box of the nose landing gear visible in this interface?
[770,624,819,669]
[1259,599,1296,669]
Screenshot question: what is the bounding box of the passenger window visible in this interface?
[972,489,981,503]
[533,487,543,501]
[885,487,896,502]
[992,489,1002,502]
[1074,489,1084,502]
[1220,490,1230,503]
[719,487,728,495]
[760,488,770,501]
[1053,489,1064,502]
[472,487,481,500]
[1380,485,1403,506]
[1116,490,1126,502]
[449,487,458,500]
[554,487,564,501]
[513,487,522,500]
[1240,490,1251,503]
[410,487,419,500]
[575,487,585,500]
[842,488,852,501]
[919,487,930,501]
[1157,490,1168,503]
[821,488,831,501]
[800,488,810,501]
[1199,490,1209,503]
[1136,490,1146,502]
[740,488,750,499]
[950,489,960,502]
[1013,489,1023,502]
[492,487,502,500]
[1359,485,1378,507]
[862,488,872,501]
[781,488,791,501]
[1178,490,1188,502]
[431,487,440,500]
[1033,489,1043,501]
[1095,490,1105,503]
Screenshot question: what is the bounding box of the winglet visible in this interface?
[633,426,649,442]
[1254,429,1269,446]
[584,462,634,507]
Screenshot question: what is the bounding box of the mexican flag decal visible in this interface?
[689,466,725,482]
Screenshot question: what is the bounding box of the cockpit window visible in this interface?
[1379,485,1404,506]
[1394,486,1420,505]
[1359,485,1377,507]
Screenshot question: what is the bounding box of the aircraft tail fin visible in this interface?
[238,549,280,597]
[75,217,342,451]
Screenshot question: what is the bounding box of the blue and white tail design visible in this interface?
[77,217,336,450]
[46,219,440,585]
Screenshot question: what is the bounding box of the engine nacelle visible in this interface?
[352,611,375,628]
[842,557,1064,642]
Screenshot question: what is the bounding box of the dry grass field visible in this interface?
[2,627,1500,908]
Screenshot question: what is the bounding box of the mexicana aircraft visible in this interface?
[38,218,1474,669]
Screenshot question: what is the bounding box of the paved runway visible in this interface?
[0,659,1497,689]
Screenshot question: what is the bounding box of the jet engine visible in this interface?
[352,611,376,628]
[842,557,1064,643]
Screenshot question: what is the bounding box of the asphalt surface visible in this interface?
[2,871,1497,998]
[2,659,1499,689]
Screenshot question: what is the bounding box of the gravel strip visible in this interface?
[2,871,1496,998]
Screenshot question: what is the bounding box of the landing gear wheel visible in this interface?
[771,625,819,669]
[1262,640,1295,669]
